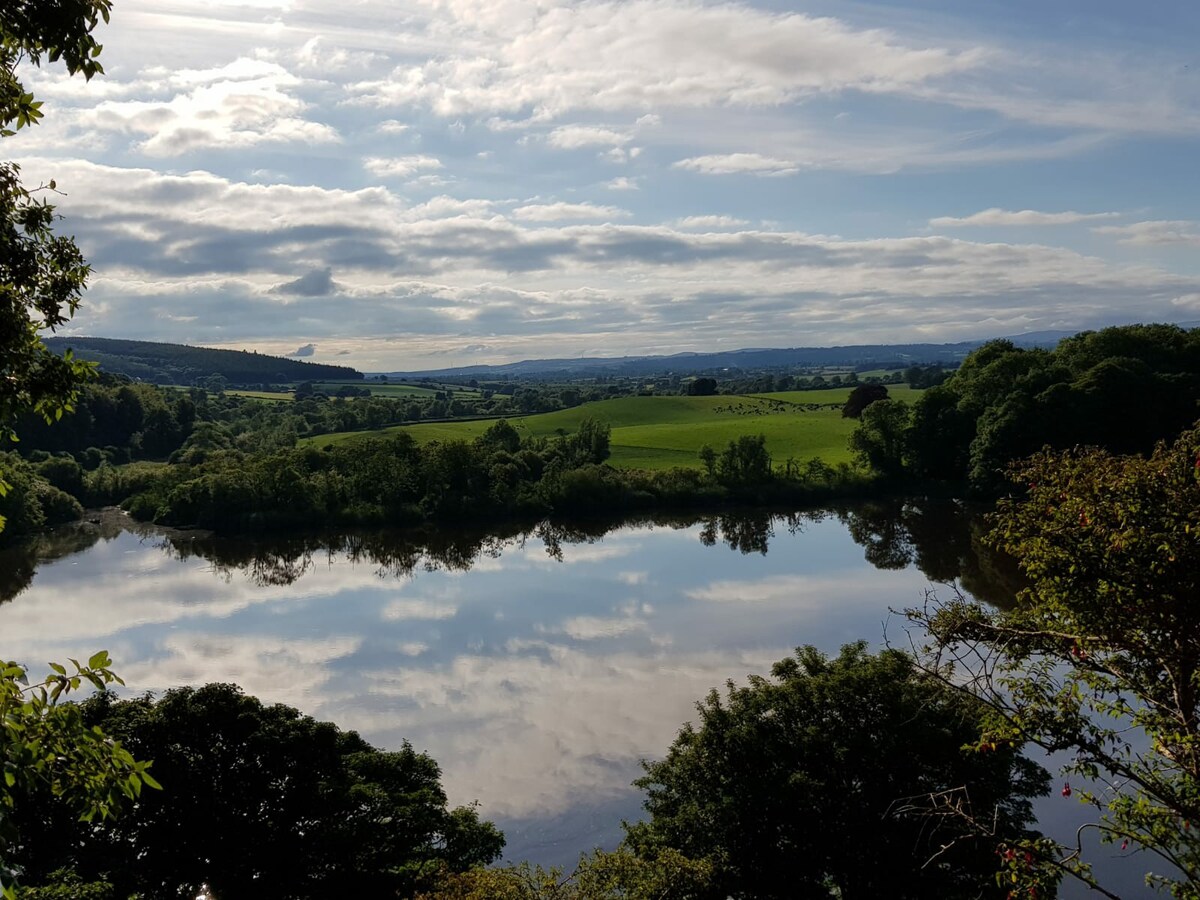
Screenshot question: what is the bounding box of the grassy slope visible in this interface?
[227,390,293,401]
[304,386,922,470]
[312,382,483,399]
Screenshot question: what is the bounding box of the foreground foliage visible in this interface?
[0,654,153,900]
[1,7,160,900]
[625,642,1049,900]
[913,425,1200,897]
[14,684,503,899]
[1,0,113,524]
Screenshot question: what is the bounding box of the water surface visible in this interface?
[1,502,1139,894]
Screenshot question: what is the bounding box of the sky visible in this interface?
[11,0,1200,371]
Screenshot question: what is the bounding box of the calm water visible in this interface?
[0,502,1143,894]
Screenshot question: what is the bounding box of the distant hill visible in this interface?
[382,334,1068,379]
[43,337,362,386]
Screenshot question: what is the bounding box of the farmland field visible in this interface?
[313,382,482,399]
[305,386,922,470]
[227,390,293,401]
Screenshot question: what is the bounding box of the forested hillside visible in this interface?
[42,337,361,385]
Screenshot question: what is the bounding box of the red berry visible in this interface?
[1062,783,1072,798]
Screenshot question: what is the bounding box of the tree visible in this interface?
[686,378,717,397]
[479,419,521,454]
[1,0,112,482]
[715,434,771,486]
[0,11,159,900]
[912,425,1200,897]
[416,848,713,899]
[841,383,888,419]
[1,654,157,900]
[625,643,1048,900]
[848,398,910,477]
[15,684,504,899]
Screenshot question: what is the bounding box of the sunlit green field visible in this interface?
[227,390,293,401]
[304,387,922,470]
[312,382,482,399]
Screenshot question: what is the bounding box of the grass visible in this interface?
[312,382,483,399]
[303,386,922,470]
[227,390,293,401]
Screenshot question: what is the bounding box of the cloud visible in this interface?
[673,215,751,229]
[1093,220,1200,247]
[382,597,460,621]
[363,155,443,178]
[288,342,317,357]
[605,177,639,191]
[931,208,1121,228]
[122,633,361,709]
[512,202,631,221]
[272,267,338,296]
[672,153,800,177]
[79,58,339,156]
[551,614,649,640]
[547,125,632,149]
[350,1,984,118]
[16,157,1200,369]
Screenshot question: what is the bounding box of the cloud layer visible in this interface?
[7,0,1197,367]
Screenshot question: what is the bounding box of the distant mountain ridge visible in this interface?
[381,332,1071,379]
[43,337,362,385]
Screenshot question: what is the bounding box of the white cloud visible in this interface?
[122,633,361,709]
[363,154,443,178]
[605,176,639,191]
[547,125,632,149]
[1093,220,1200,247]
[345,644,786,817]
[512,202,630,221]
[672,153,800,177]
[931,208,1121,228]
[79,58,339,156]
[673,215,751,229]
[350,1,984,118]
[553,615,649,640]
[14,157,1199,369]
[382,597,459,621]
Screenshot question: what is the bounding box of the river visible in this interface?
[0,500,1145,895]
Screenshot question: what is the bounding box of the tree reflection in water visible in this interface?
[0,500,1023,607]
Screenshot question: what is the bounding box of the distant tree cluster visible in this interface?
[850,324,1200,490]
[840,384,888,419]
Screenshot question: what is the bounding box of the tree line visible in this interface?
[848,323,1200,491]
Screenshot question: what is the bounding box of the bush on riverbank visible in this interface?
[0,453,83,541]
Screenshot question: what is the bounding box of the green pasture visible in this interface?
[228,390,293,401]
[304,387,922,469]
[313,382,481,399]
[758,385,921,405]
